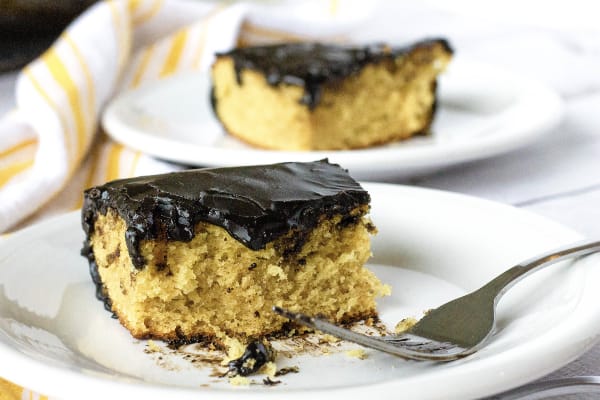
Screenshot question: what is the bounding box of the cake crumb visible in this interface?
[266,264,286,280]
[345,349,368,359]
[320,334,341,343]
[259,361,277,377]
[229,376,251,386]
[223,337,246,363]
[363,317,376,327]
[380,284,392,296]
[394,317,418,333]
[146,340,161,353]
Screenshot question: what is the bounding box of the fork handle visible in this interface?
[481,240,600,303]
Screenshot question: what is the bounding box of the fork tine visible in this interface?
[382,334,455,348]
[272,306,468,361]
[382,335,460,352]
[381,334,428,345]
[272,306,409,357]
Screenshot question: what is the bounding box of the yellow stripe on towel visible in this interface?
[23,68,74,162]
[133,0,164,26]
[0,138,37,159]
[240,21,307,42]
[0,377,23,400]
[75,144,102,210]
[130,43,156,88]
[63,33,96,122]
[129,150,142,177]
[106,142,125,182]
[108,0,130,71]
[160,29,189,78]
[329,0,339,15]
[0,160,34,188]
[42,48,87,157]
[128,0,142,13]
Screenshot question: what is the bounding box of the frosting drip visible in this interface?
[217,39,452,109]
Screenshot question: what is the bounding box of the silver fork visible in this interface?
[273,240,600,361]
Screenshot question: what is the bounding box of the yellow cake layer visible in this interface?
[90,207,387,346]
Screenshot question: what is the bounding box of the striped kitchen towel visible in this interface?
[0,0,368,234]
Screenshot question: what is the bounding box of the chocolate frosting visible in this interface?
[216,38,452,109]
[227,340,273,377]
[81,160,369,272]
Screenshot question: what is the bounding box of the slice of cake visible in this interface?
[81,160,388,348]
[211,39,453,150]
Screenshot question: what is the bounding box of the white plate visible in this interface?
[1,184,599,400]
[102,56,563,180]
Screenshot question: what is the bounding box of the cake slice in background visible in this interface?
[211,39,452,150]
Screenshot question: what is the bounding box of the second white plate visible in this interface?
[102,56,563,180]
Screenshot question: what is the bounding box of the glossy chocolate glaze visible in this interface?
[216,38,452,109]
[81,160,369,274]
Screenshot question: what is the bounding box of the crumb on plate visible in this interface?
[345,348,368,359]
[394,317,418,334]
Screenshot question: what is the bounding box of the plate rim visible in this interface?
[0,183,598,400]
[101,56,564,179]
